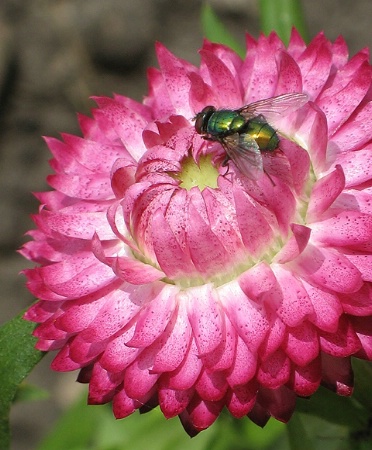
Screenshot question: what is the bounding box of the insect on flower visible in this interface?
[194,93,308,180]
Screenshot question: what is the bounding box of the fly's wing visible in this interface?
[239,93,308,124]
[222,133,263,180]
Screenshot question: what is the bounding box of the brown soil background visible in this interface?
[1,1,372,448]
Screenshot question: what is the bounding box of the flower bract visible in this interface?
[21,29,372,436]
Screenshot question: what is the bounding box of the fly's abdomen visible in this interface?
[207,110,246,136]
[244,115,279,151]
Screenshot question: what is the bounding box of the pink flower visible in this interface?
[21,30,372,436]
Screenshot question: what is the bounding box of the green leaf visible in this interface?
[201,3,245,57]
[352,359,372,413]
[36,394,100,450]
[0,310,45,450]
[286,414,315,450]
[289,412,350,450]
[258,0,308,44]
[296,386,368,430]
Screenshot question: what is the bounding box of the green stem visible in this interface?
[258,0,309,44]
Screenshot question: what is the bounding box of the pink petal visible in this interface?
[219,281,270,353]
[181,396,224,434]
[311,211,372,248]
[226,382,257,418]
[199,49,242,108]
[124,348,160,398]
[88,362,123,404]
[233,186,274,256]
[279,140,311,195]
[296,33,332,99]
[272,265,314,327]
[226,336,257,387]
[127,284,177,348]
[295,245,363,294]
[151,208,196,277]
[100,326,141,373]
[202,188,246,257]
[155,42,196,117]
[79,284,154,342]
[288,357,321,396]
[112,256,165,284]
[239,262,281,303]
[283,322,319,366]
[320,316,361,357]
[335,147,372,187]
[113,388,152,419]
[257,349,291,389]
[195,369,228,401]
[339,284,372,316]
[35,208,117,240]
[92,97,148,161]
[186,284,224,356]
[302,280,343,332]
[200,313,236,371]
[51,342,84,371]
[351,316,372,359]
[241,35,281,103]
[186,199,231,276]
[151,300,192,372]
[274,224,311,264]
[306,165,345,222]
[166,338,202,390]
[344,253,372,282]
[287,28,307,59]
[158,386,193,418]
[331,101,372,152]
[317,60,371,135]
[255,385,296,422]
[275,51,302,94]
[258,314,286,360]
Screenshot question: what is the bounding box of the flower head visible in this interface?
[21,30,372,436]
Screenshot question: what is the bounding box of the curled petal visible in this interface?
[274,224,311,264]
[307,165,345,222]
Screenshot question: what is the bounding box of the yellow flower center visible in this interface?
[178,155,219,190]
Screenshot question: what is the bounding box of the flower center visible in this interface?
[178,155,219,190]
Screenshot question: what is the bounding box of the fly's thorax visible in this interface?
[207,110,246,136]
[244,115,279,151]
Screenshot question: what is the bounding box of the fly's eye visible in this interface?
[194,106,215,134]
[194,114,205,134]
[201,105,215,114]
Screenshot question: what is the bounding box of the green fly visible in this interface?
[194,93,308,181]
